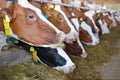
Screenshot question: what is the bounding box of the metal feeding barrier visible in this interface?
[34,0,90,9]
[34,0,115,13]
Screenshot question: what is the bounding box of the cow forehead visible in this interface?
[54,5,75,31]
[85,10,99,29]
[18,0,62,33]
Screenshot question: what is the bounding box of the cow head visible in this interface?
[93,12,111,35]
[70,8,99,45]
[0,2,76,74]
[9,3,60,45]
[30,1,78,44]
[40,3,71,34]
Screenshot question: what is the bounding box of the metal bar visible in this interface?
[34,0,90,9]
[34,0,111,12]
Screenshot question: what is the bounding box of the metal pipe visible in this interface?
[34,0,111,12]
[34,0,90,9]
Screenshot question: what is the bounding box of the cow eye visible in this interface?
[29,15,33,19]
[58,17,63,22]
[27,14,36,21]
[28,14,34,19]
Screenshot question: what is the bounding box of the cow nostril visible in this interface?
[72,64,76,69]
[69,64,76,72]
[95,41,99,45]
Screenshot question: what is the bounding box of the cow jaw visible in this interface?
[81,21,99,45]
[53,47,76,74]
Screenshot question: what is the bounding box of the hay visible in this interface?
[0,26,120,80]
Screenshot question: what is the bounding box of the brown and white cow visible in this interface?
[0,0,76,74]
[92,12,111,35]
[70,8,100,45]
[29,1,89,58]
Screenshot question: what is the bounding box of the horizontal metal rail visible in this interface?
[34,0,90,9]
[34,0,114,12]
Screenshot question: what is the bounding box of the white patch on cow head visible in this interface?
[77,36,88,58]
[53,47,76,74]
[70,18,80,31]
[98,19,110,35]
[80,21,99,45]
[84,10,100,33]
[36,47,76,74]
[110,12,117,27]
[70,17,99,45]
[76,35,87,54]
[54,5,78,43]
[115,16,120,22]
[71,12,75,16]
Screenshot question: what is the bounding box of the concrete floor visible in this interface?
[98,39,120,80]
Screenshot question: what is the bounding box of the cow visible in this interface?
[0,0,76,74]
[29,1,89,58]
[29,1,78,43]
[70,7,99,45]
[92,12,111,35]
[69,0,100,42]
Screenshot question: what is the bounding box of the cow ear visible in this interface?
[6,8,15,20]
[0,8,13,19]
[9,2,16,19]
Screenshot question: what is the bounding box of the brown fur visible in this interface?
[30,0,84,56]
[30,2,71,34]
[0,0,7,8]
[92,13,102,34]
[0,3,59,45]
[101,15,113,27]
[64,41,82,56]
[79,27,92,42]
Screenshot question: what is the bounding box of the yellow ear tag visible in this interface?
[3,14,11,36]
[49,4,55,9]
[79,18,83,22]
[30,47,35,52]
[30,47,38,62]
[97,14,101,17]
[5,14,10,22]
[32,51,38,62]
